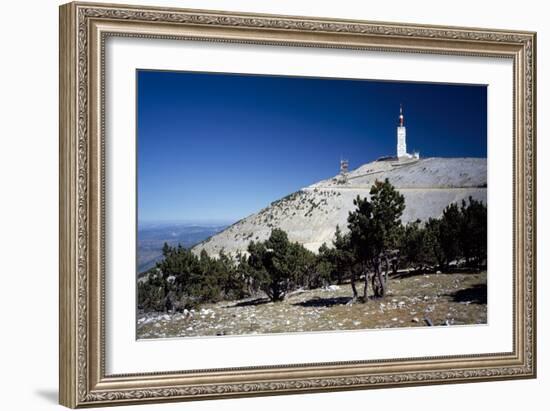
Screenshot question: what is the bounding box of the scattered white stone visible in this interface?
[392,317,398,321]
[412,317,420,323]
[154,323,161,328]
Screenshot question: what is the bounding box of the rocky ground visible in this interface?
[137,271,487,339]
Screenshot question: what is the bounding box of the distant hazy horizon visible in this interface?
[138,219,236,227]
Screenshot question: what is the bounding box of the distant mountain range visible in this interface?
[192,157,487,257]
[137,222,228,273]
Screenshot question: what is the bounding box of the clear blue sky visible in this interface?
[137,70,487,223]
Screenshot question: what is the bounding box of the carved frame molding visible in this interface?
[59,2,536,408]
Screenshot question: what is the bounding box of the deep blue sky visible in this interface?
[137,70,487,223]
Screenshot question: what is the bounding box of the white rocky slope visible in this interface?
[192,157,487,257]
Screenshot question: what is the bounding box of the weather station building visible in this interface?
[338,105,420,183]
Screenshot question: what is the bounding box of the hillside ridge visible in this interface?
[192,157,487,256]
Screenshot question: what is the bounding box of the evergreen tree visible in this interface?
[137,243,251,312]
[459,197,487,268]
[331,226,353,284]
[424,218,445,269]
[247,229,318,301]
[288,241,317,288]
[316,242,338,286]
[438,203,463,269]
[247,229,293,301]
[347,179,405,299]
[401,220,428,270]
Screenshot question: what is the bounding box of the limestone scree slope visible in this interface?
[192,157,487,257]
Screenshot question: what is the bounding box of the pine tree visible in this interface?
[459,197,487,268]
[247,229,317,301]
[438,203,463,269]
[347,179,405,299]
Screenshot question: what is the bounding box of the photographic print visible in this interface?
[136,70,488,339]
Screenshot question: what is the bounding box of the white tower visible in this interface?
[396,105,408,158]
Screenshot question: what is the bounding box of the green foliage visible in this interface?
[347,195,377,263]
[398,198,487,271]
[309,242,337,288]
[400,219,444,270]
[331,225,355,284]
[137,243,250,312]
[288,241,317,288]
[438,203,463,268]
[347,179,405,260]
[137,272,165,311]
[459,197,487,267]
[346,179,405,298]
[423,218,445,268]
[400,220,428,269]
[368,179,406,251]
[138,181,487,311]
[247,229,316,301]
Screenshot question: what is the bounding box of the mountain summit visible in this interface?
[192,157,487,257]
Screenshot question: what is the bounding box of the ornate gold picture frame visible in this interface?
[59,2,536,408]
